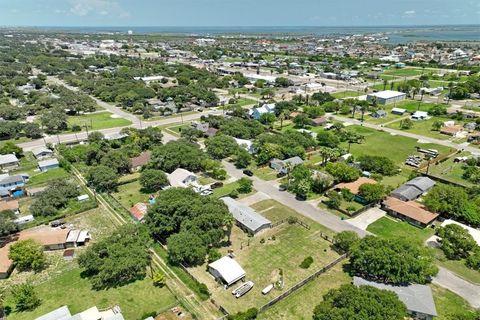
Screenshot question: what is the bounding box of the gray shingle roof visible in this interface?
[38,158,59,168]
[0,175,24,185]
[221,197,271,234]
[406,177,435,192]
[353,277,437,317]
[391,185,423,201]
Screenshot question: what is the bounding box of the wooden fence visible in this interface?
[258,254,347,313]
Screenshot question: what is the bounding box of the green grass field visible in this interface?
[383,68,425,77]
[367,216,436,245]
[427,152,474,187]
[332,91,363,99]
[68,112,131,130]
[27,168,70,186]
[212,181,255,199]
[112,180,150,209]
[188,200,339,314]
[342,125,453,166]
[431,285,479,320]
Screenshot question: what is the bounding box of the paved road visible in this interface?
[330,114,480,155]
[433,267,480,308]
[222,161,368,237]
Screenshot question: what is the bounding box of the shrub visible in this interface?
[287,216,298,224]
[300,256,314,269]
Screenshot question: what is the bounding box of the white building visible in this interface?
[208,256,246,287]
[367,90,406,105]
[168,168,198,188]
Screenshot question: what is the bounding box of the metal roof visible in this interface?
[208,256,246,285]
[38,158,59,168]
[221,197,271,234]
[406,177,435,192]
[353,277,437,317]
[0,154,19,165]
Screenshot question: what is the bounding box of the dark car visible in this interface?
[50,219,65,228]
[243,169,254,177]
[210,182,224,189]
[279,184,287,191]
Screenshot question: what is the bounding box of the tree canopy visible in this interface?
[151,139,207,173]
[8,239,46,272]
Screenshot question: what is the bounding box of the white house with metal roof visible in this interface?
[208,256,246,287]
[367,90,406,105]
[221,197,272,235]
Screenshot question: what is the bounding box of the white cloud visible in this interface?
[404,10,416,15]
[69,0,129,17]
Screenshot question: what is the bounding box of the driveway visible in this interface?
[238,192,271,206]
[432,267,480,308]
[346,207,386,231]
[222,161,368,237]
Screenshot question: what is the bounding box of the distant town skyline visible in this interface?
[0,0,479,27]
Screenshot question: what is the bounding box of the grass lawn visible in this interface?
[385,116,464,141]
[433,248,480,285]
[4,268,177,320]
[383,67,424,77]
[258,262,351,320]
[249,165,278,181]
[230,98,257,107]
[212,181,255,199]
[68,112,131,130]
[164,124,191,137]
[393,100,436,113]
[431,285,479,320]
[112,180,150,209]
[331,91,362,99]
[188,200,339,314]
[367,216,436,245]
[342,125,453,166]
[26,168,70,186]
[427,152,474,187]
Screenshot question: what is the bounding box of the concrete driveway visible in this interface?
[346,207,386,231]
[433,267,480,308]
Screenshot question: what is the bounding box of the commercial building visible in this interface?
[367,90,406,105]
[221,197,272,235]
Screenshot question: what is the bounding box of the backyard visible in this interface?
[188,200,339,314]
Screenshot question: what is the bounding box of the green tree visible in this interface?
[10,282,41,312]
[399,118,413,130]
[326,162,360,183]
[333,231,360,253]
[0,141,23,157]
[206,135,239,159]
[234,148,252,169]
[152,140,207,172]
[78,224,151,289]
[436,224,478,260]
[167,231,207,265]
[293,114,311,128]
[349,236,438,284]
[152,270,166,288]
[8,239,46,272]
[466,248,480,271]
[358,183,386,203]
[86,165,119,192]
[432,120,444,131]
[0,209,18,237]
[140,169,168,193]
[312,284,407,320]
[237,177,253,194]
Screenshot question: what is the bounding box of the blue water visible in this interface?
[28,25,480,43]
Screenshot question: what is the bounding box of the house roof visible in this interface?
[406,177,435,192]
[312,116,328,124]
[0,154,19,165]
[130,151,151,168]
[284,156,304,166]
[353,276,437,317]
[0,175,24,185]
[391,185,423,201]
[38,158,59,168]
[130,203,148,221]
[440,125,463,135]
[35,305,72,320]
[168,168,197,188]
[32,146,53,157]
[221,197,271,233]
[335,177,377,195]
[0,200,19,211]
[383,197,439,225]
[208,256,246,285]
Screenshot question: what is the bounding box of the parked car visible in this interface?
[50,219,65,228]
[210,182,224,189]
[279,185,287,191]
[243,169,254,177]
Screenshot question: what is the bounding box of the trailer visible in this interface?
[232,281,254,298]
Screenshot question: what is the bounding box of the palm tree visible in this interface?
[223,214,235,244]
[411,87,419,100]
[383,79,388,91]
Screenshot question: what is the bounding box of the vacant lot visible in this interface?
[427,152,474,187]
[383,67,425,77]
[342,125,453,166]
[68,111,131,130]
[367,216,436,245]
[188,200,339,314]
[112,180,150,209]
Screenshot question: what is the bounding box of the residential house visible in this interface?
[440,125,464,137]
[168,168,198,188]
[312,116,328,126]
[249,103,276,120]
[130,151,151,171]
[38,158,60,172]
[391,107,406,115]
[411,111,429,121]
[221,197,272,235]
[31,146,54,160]
[0,154,19,171]
[129,202,148,222]
[391,177,435,201]
[0,200,20,214]
[234,138,255,154]
[372,110,387,118]
[334,177,378,195]
[208,256,246,287]
[270,156,304,175]
[0,174,27,199]
[382,197,439,228]
[353,277,437,320]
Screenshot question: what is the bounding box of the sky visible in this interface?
[0,0,479,27]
